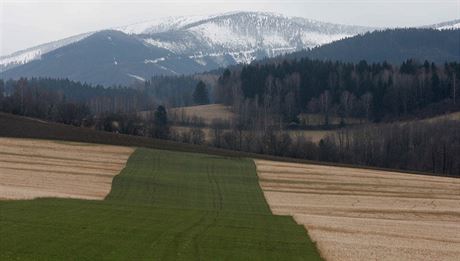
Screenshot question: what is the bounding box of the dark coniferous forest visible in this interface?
[217,59,460,125]
[282,28,460,64]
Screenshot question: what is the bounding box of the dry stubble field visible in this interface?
[255,159,460,261]
[0,138,134,200]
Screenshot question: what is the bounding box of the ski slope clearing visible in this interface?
[0,138,133,200]
[255,159,460,261]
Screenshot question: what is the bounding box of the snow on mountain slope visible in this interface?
[0,12,373,75]
[0,33,93,72]
[426,19,460,30]
[116,15,213,34]
[0,12,376,85]
[138,12,373,65]
[5,11,457,86]
[438,22,460,30]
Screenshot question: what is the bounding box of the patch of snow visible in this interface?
[127,73,145,82]
[194,58,207,66]
[0,49,42,68]
[116,15,214,34]
[144,57,165,64]
[155,64,178,75]
[437,23,460,30]
[188,49,259,64]
[190,22,257,49]
[263,34,289,47]
[228,50,260,64]
[143,38,188,54]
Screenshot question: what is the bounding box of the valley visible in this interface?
[1,5,459,260]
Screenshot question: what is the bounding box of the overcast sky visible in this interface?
[1,0,459,56]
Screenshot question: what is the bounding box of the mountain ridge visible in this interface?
[1,11,458,86]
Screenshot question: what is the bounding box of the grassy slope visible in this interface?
[0,148,321,260]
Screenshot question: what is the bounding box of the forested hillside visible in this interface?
[282,29,460,64]
[217,58,460,126]
[210,58,460,175]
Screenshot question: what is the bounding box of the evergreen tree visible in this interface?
[0,80,4,102]
[152,105,169,139]
[193,81,210,105]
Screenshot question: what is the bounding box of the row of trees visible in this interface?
[0,78,91,126]
[320,121,460,175]
[187,118,459,176]
[0,77,212,120]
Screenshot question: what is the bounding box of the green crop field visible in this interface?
[0,148,322,260]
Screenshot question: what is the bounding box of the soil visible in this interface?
[0,138,134,200]
[255,159,460,261]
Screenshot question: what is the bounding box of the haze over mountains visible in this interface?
[0,12,458,86]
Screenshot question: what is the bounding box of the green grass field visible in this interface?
[0,148,322,260]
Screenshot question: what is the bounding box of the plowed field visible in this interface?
[255,159,460,261]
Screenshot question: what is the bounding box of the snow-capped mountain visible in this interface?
[0,33,92,72]
[1,12,375,85]
[122,12,372,65]
[1,11,457,86]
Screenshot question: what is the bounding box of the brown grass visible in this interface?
[420,111,460,123]
[0,138,134,200]
[255,159,460,261]
[170,104,235,125]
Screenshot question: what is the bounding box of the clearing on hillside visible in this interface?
[0,138,134,200]
[169,104,235,124]
[255,159,460,261]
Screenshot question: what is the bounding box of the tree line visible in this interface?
[216,59,460,129]
[0,76,213,119]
